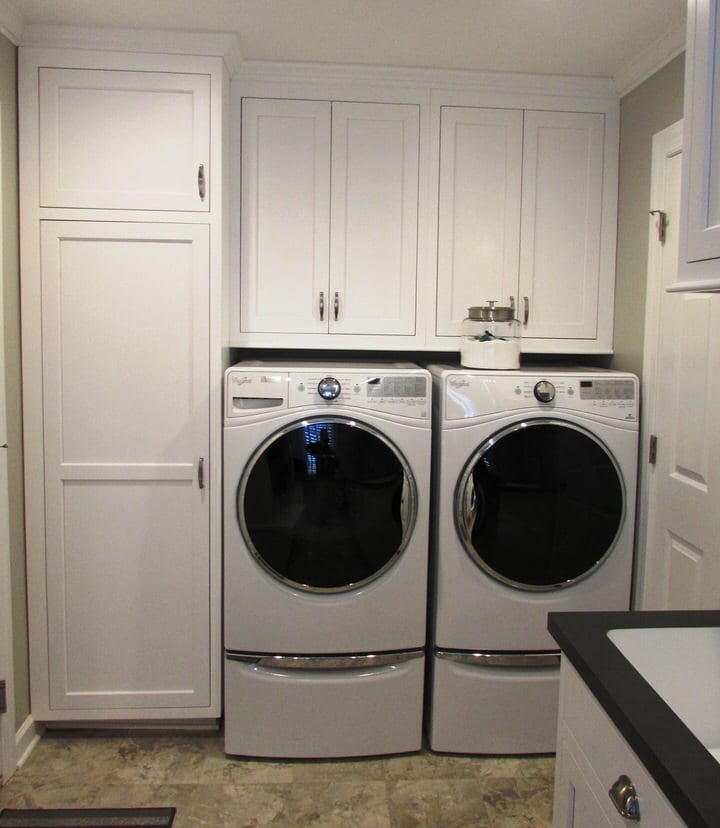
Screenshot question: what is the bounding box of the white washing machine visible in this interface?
[223,361,431,758]
[426,365,639,754]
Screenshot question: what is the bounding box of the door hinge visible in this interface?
[648,434,658,465]
[0,679,6,714]
[649,210,667,244]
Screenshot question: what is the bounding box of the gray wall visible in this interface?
[0,32,28,730]
[612,54,685,377]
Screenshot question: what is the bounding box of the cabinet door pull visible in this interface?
[198,457,205,490]
[198,164,206,200]
[523,296,530,325]
[319,291,325,321]
[334,291,340,322]
[608,774,640,820]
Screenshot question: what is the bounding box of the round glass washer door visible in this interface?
[237,416,417,593]
[455,419,625,591]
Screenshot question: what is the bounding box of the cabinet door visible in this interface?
[330,102,419,335]
[240,98,331,334]
[519,111,604,340]
[677,0,720,290]
[39,68,210,211]
[436,107,523,337]
[39,221,211,714]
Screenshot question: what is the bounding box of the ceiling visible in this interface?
[9,0,687,84]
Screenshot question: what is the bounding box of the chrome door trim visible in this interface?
[435,650,561,668]
[454,417,626,592]
[226,649,424,670]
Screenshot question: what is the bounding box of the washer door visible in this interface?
[455,419,624,591]
[238,416,417,592]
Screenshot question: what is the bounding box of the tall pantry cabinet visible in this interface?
[19,34,234,720]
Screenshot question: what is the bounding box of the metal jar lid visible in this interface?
[467,301,515,322]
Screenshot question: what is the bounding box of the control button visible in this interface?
[318,376,341,400]
[533,380,556,404]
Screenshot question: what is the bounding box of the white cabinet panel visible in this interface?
[239,98,419,338]
[330,102,418,335]
[676,0,720,289]
[39,68,210,211]
[436,106,523,336]
[40,221,211,712]
[241,98,330,334]
[520,111,604,340]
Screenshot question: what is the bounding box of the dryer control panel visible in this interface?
[441,371,639,423]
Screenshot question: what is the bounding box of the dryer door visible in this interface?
[455,419,624,590]
[238,416,417,592]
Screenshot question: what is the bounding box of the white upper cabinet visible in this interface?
[436,106,611,349]
[239,97,419,339]
[436,106,523,336]
[676,0,720,291]
[519,110,605,340]
[39,68,211,211]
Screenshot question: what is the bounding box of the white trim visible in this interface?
[14,715,43,770]
[21,24,242,73]
[0,0,23,46]
[614,21,686,97]
[236,58,618,100]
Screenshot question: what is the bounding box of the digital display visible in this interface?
[579,379,635,401]
[367,376,427,398]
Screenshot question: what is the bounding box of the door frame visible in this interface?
[635,119,683,607]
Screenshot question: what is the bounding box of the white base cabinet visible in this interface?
[20,36,230,721]
[553,660,684,827]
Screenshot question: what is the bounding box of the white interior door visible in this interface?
[638,121,720,609]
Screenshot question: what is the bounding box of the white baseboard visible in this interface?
[15,714,44,769]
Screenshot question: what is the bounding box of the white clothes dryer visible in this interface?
[223,361,431,758]
[426,366,639,754]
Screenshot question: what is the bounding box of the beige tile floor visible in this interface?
[0,731,555,827]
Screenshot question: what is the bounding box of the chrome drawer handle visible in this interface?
[609,774,640,820]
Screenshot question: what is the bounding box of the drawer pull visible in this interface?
[609,774,640,820]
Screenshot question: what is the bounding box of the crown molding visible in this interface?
[0,0,23,45]
[20,23,242,73]
[614,20,686,97]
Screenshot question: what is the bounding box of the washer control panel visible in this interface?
[443,371,638,422]
[226,365,430,420]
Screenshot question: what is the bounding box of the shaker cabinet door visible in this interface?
[519,110,605,341]
[39,68,211,211]
[436,106,523,337]
[330,102,419,336]
[39,221,211,714]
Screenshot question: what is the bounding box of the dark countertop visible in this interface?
[548,610,720,828]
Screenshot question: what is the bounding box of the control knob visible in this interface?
[318,376,341,400]
[533,380,556,404]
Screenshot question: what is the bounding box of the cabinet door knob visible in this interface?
[198,164,206,200]
[198,457,205,490]
[523,295,530,325]
[609,774,640,820]
[319,291,325,321]
[333,291,340,322]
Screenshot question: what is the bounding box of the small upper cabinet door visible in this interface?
[240,98,331,334]
[330,102,420,336]
[676,0,720,291]
[519,110,604,340]
[39,68,211,211]
[436,106,523,337]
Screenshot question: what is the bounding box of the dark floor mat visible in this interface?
[0,808,175,827]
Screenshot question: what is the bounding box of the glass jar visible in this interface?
[460,302,521,369]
